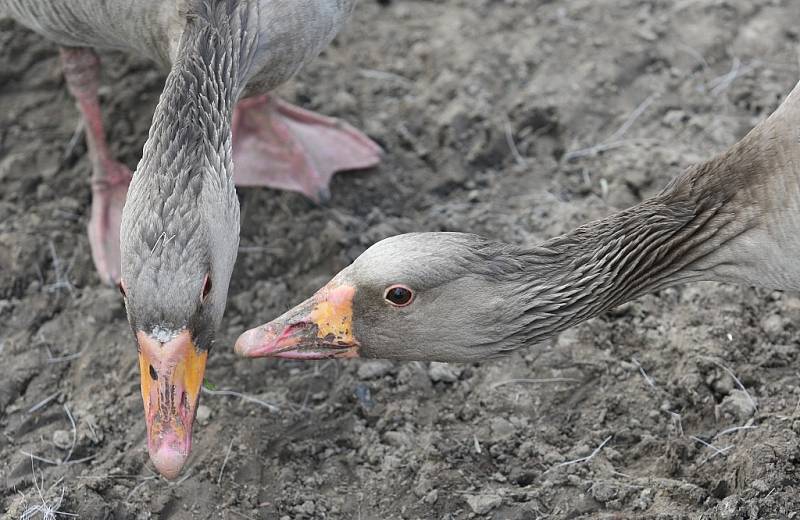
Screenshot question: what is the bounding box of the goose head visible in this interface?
[235,233,536,363]
[119,143,239,478]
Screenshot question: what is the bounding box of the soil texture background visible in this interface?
[3,0,800,518]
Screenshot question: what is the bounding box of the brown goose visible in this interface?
[2,0,380,478]
[235,79,800,362]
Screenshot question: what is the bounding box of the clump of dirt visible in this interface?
[3,0,800,518]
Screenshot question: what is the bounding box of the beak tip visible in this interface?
[234,328,260,357]
[149,443,189,480]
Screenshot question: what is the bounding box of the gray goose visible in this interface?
[2,0,380,479]
[235,79,800,363]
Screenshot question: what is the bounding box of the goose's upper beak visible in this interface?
[235,282,360,360]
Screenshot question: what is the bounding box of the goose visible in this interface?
[1,0,380,479]
[235,79,800,363]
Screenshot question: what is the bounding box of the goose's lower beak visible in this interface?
[235,283,360,360]
[137,329,207,480]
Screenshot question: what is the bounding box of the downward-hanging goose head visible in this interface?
[119,1,255,479]
[235,233,543,362]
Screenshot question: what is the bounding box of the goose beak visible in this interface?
[137,329,207,480]
[235,283,360,360]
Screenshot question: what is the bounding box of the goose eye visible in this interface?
[384,285,413,307]
[201,274,212,303]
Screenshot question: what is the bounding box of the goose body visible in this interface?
[2,0,380,479]
[2,1,353,91]
[235,79,800,363]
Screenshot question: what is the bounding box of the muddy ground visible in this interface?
[3,0,800,518]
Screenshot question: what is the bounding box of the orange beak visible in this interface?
[137,329,207,479]
[234,282,360,360]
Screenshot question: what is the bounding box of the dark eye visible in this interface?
[118,280,127,299]
[384,285,413,307]
[201,274,212,303]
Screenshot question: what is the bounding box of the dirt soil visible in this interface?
[3,0,800,518]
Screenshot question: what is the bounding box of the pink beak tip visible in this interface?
[147,429,192,480]
[150,445,189,480]
[234,327,263,357]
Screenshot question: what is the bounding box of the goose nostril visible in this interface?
[149,365,158,381]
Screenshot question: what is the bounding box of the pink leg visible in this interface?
[60,48,131,285]
[231,94,382,202]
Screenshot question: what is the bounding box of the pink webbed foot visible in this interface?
[88,161,131,285]
[231,94,382,202]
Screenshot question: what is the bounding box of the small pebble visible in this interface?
[719,389,757,421]
[489,417,516,439]
[357,360,394,379]
[423,489,438,505]
[760,314,784,339]
[466,494,502,515]
[196,405,212,425]
[383,431,409,447]
[428,362,461,383]
[53,429,72,450]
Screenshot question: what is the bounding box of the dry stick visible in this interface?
[700,445,735,465]
[63,119,84,160]
[20,451,60,466]
[21,456,77,520]
[218,439,235,485]
[201,387,280,413]
[564,93,658,161]
[708,57,741,96]
[21,405,97,467]
[689,435,729,455]
[173,470,193,486]
[47,351,83,364]
[28,392,61,413]
[473,434,482,455]
[150,232,166,254]
[19,450,96,467]
[44,241,75,297]
[547,435,613,472]
[62,405,77,464]
[358,68,414,87]
[490,377,580,389]
[631,357,656,390]
[701,356,757,412]
[690,435,734,465]
[45,344,83,364]
[606,93,658,143]
[630,358,687,438]
[716,425,757,437]
[503,116,526,166]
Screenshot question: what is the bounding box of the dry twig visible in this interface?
[202,386,280,413]
[547,435,613,472]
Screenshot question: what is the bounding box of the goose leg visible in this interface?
[231,94,382,203]
[60,48,131,285]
